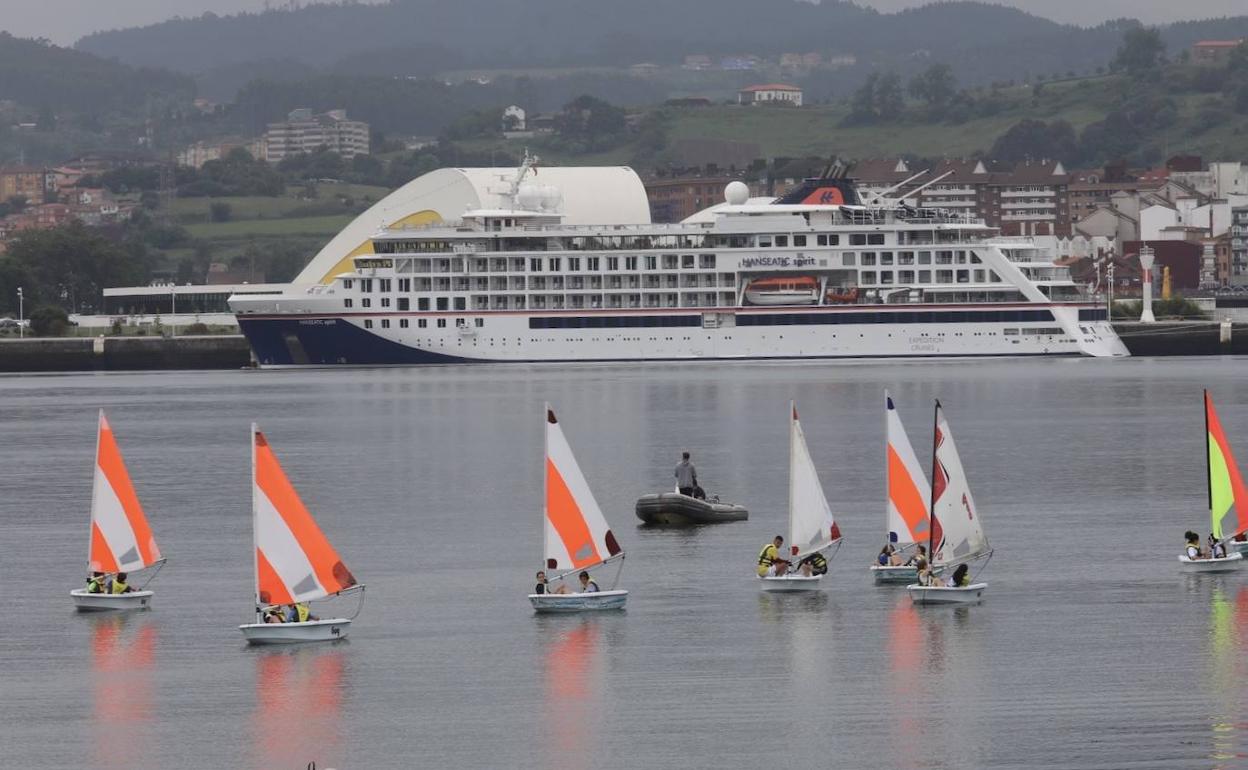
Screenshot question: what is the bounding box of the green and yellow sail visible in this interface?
[1206,391,1248,540]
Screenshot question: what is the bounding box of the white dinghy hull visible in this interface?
[1178,553,1244,573]
[239,617,351,644]
[759,574,823,593]
[529,589,628,613]
[70,589,153,612]
[907,582,987,605]
[1230,540,1248,555]
[870,565,918,584]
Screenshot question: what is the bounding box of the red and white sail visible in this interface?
[543,405,622,573]
[885,391,930,550]
[788,402,842,560]
[88,410,161,574]
[928,402,989,569]
[252,424,357,605]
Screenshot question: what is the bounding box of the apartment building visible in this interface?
[265,109,370,163]
[851,158,1072,236]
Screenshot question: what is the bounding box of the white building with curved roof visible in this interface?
[295,165,650,284]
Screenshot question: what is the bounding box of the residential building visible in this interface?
[177,138,264,169]
[682,55,713,71]
[265,109,370,163]
[1232,205,1248,286]
[737,84,803,107]
[502,105,526,132]
[1123,240,1203,290]
[1192,40,1245,65]
[0,166,49,203]
[851,158,1072,236]
[645,175,749,223]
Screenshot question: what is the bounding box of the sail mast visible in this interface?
[788,400,798,553]
[87,409,104,572]
[250,422,260,609]
[1206,390,1214,528]
[883,391,890,544]
[928,399,940,559]
[543,402,551,570]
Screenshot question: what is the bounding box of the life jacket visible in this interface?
[758,544,778,566]
[807,553,828,575]
[293,603,310,623]
[110,579,128,594]
[86,577,103,594]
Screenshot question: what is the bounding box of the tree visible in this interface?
[990,119,1077,164]
[908,63,957,113]
[875,72,905,120]
[555,95,625,143]
[209,202,233,222]
[29,305,69,336]
[1112,26,1165,76]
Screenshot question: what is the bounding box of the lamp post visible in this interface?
[1139,247,1156,323]
[17,286,23,338]
[170,288,176,337]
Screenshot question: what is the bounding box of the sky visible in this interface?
[2,0,1246,46]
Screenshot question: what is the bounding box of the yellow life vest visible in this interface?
[110,579,128,594]
[758,544,778,566]
[86,577,103,593]
[294,603,310,623]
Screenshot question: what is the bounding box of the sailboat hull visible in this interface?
[759,574,823,592]
[1178,553,1244,572]
[528,589,628,613]
[907,582,987,605]
[70,589,153,612]
[239,617,351,644]
[870,565,918,584]
[1229,540,1248,555]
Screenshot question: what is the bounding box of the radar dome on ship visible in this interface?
[724,181,750,205]
[517,183,542,210]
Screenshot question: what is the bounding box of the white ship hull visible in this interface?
[236,304,1125,367]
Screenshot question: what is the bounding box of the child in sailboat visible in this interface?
[534,571,570,595]
[85,572,105,594]
[1185,531,1204,559]
[798,553,828,576]
[578,572,600,593]
[108,573,134,594]
[905,545,928,571]
[1209,533,1227,559]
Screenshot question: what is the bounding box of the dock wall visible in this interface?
[0,335,252,372]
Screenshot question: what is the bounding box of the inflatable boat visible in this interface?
[634,492,748,526]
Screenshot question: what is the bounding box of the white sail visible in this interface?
[543,404,622,574]
[788,402,842,560]
[929,402,989,568]
[88,410,162,575]
[885,391,931,550]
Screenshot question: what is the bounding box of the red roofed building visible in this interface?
[1192,40,1245,65]
[737,84,803,107]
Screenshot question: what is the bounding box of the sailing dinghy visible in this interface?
[239,424,364,644]
[907,401,991,605]
[871,392,931,584]
[759,402,843,593]
[529,405,628,612]
[71,410,165,611]
[1179,391,1247,572]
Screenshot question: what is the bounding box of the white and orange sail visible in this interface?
[1206,391,1248,541]
[88,410,162,575]
[251,424,357,607]
[543,404,622,574]
[885,391,930,551]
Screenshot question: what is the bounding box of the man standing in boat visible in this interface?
[675,451,703,499]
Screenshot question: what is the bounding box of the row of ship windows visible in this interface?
[371,232,890,255]
[351,248,982,278]
[362,318,486,330]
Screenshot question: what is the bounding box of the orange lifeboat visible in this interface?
[744,276,819,306]
[824,286,859,305]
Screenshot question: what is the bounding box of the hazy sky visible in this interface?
[3,0,1246,45]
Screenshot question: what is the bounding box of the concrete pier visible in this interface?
[0,335,252,372]
[1111,321,1248,356]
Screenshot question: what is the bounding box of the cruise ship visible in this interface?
[229,160,1127,365]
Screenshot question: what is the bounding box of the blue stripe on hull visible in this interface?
[238,317,486,366]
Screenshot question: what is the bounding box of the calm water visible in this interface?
[3,357,1248,769]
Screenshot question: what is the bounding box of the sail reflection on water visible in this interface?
[542,619,604,770]
[251,647,346,770]
[887,597,925,769]
[1207,586,1247,767]
[91,616,155,769]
